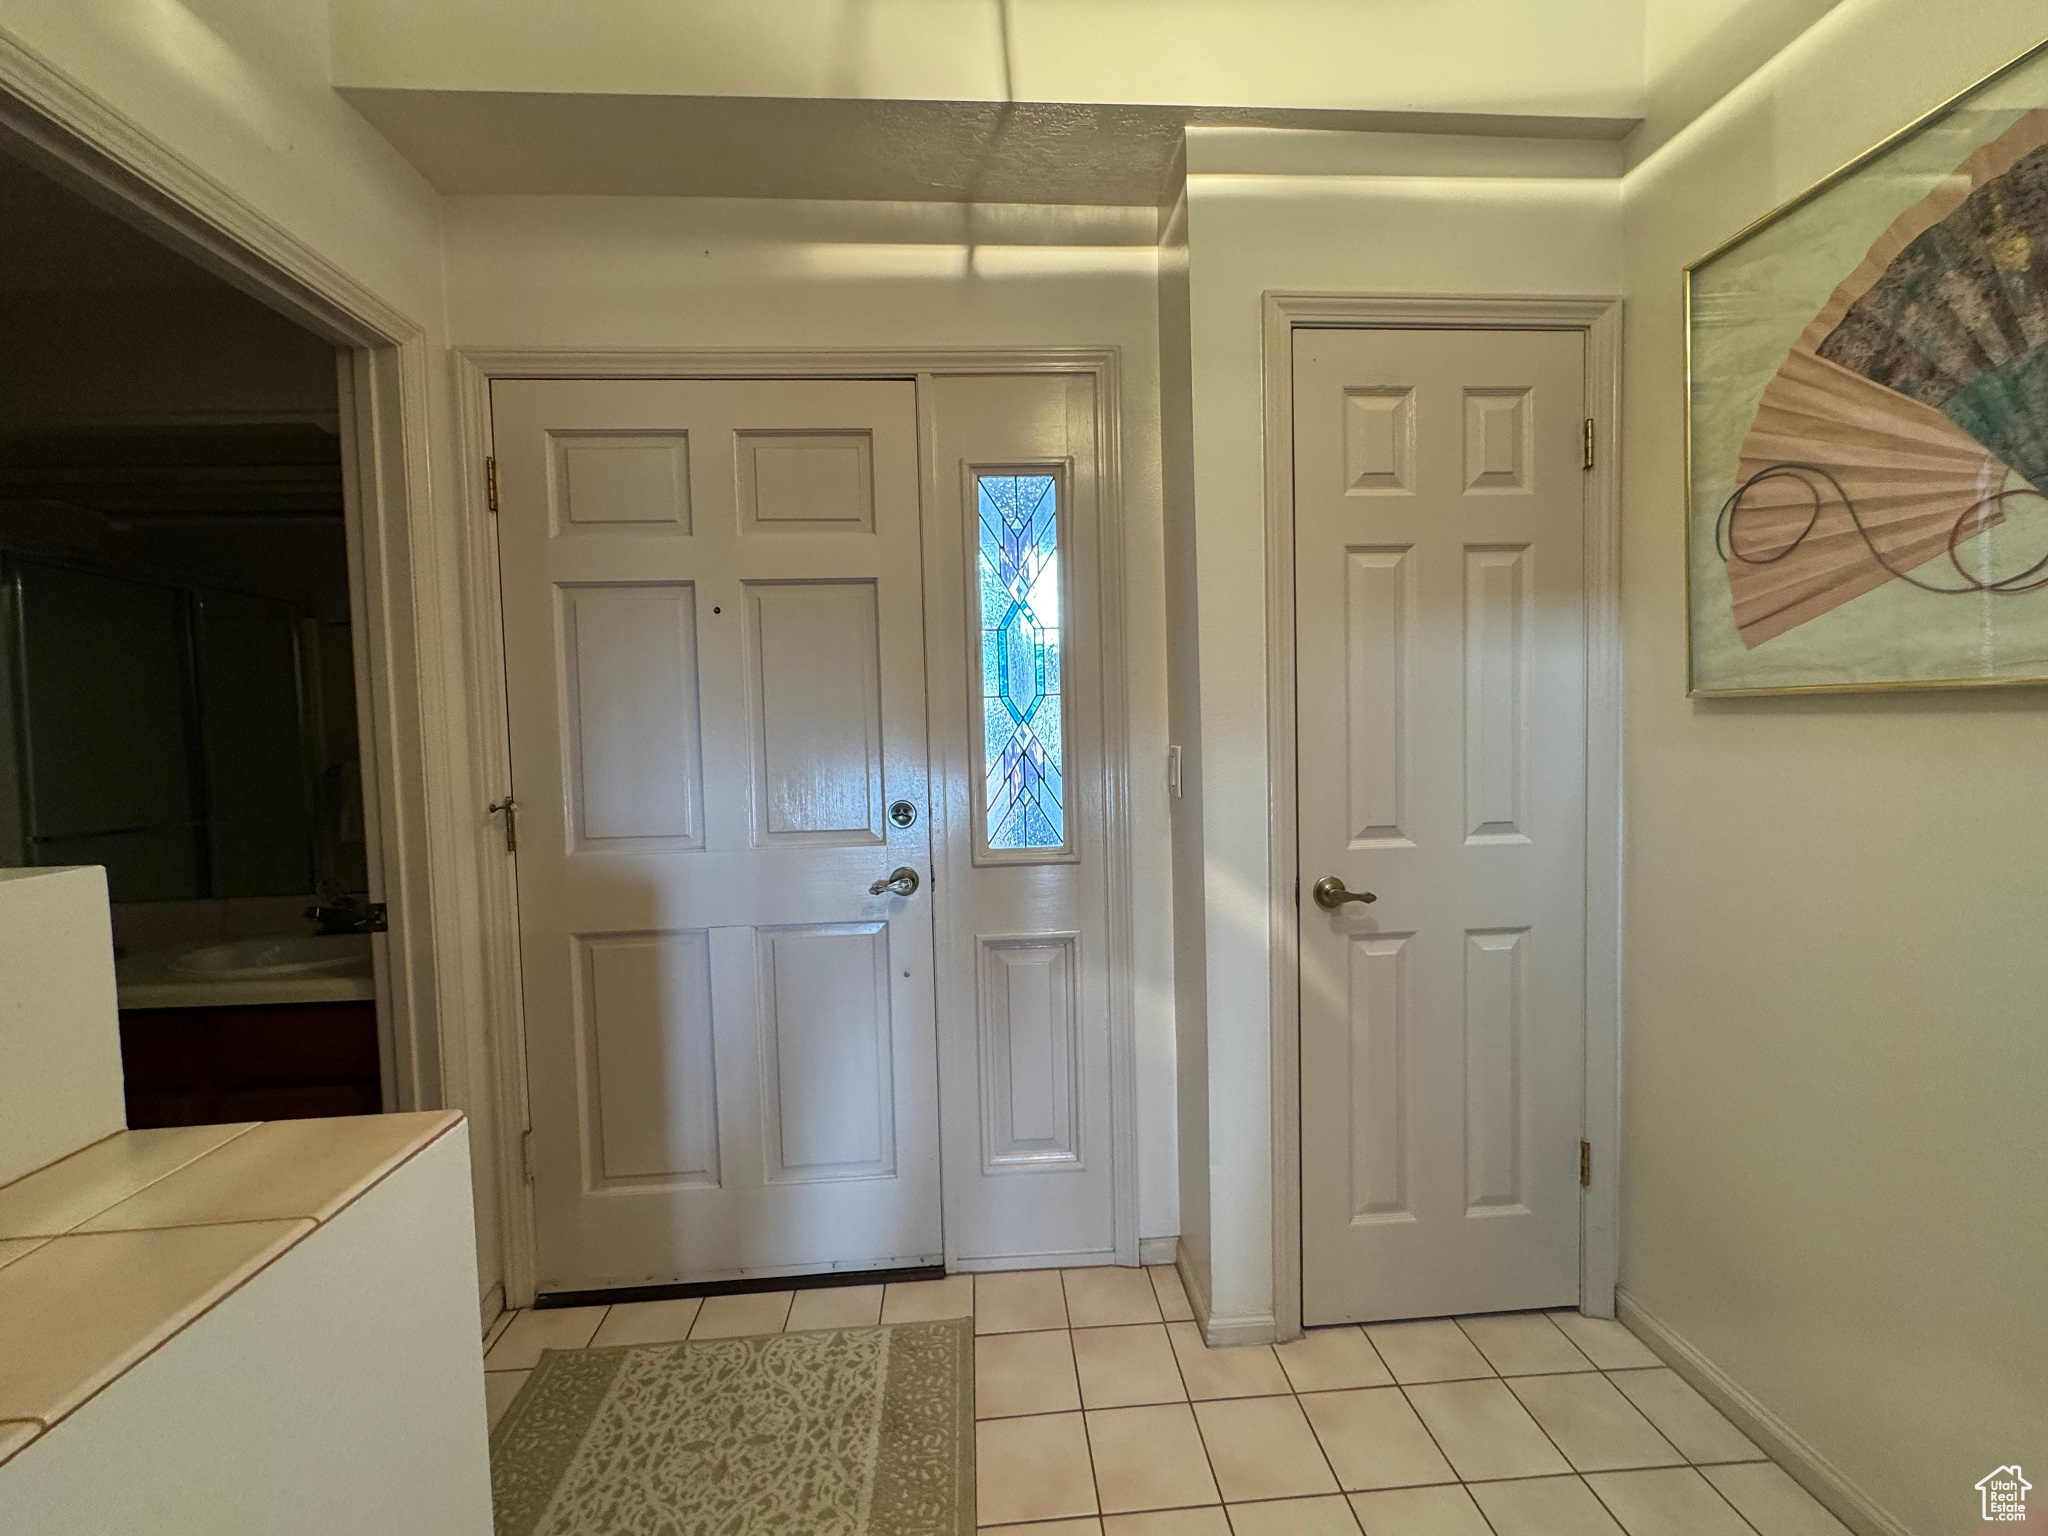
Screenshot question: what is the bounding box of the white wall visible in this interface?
[0,868,123,1185]
[1167,132,1624,1326]
[1633,0,1847,162]
[1619,5,2048,1530]
[444,193,1181,1242]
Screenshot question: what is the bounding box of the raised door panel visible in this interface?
[560,583,706,848]
[1346,932,1413,1224]
[554,432,692,532]
[1344,387,1417,496]
[1462,928,1528,1216]
[744,581,885,845]
[976,935,1081,1171]
[1345,547,1417,849]
[737,430,876,532]
[756,924,897,1182]
[1462,388,1534,495]
[579,931,721,1187]
[1463,546,1531,845]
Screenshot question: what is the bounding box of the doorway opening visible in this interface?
[461,351,1138,1306]
[0,85,454,1156]
[0,150,384,1125]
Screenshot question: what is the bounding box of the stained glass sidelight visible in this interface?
[976,473,1065,851]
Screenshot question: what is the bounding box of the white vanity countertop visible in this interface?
[116,934,375,1010]
[0,1111,462,1467]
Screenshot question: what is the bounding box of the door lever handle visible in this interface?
[869,866,921,898]
[1312,876,1377,911]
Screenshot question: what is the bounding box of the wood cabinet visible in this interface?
[119,1001,380,1126]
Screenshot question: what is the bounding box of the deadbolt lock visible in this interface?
[888,799,919,829]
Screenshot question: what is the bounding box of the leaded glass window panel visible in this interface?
[975,472,1066,852]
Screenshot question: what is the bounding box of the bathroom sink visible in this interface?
[168,934,373,979]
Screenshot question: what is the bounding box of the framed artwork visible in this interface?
[1686,41,2048,695]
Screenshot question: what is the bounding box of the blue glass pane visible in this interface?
[977,473,1064,850]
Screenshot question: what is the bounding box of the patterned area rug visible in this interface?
[490,1318,973,1536]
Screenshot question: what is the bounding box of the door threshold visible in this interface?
[535,1263,947,1310]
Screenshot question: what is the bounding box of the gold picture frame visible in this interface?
[1684,38,2048,696]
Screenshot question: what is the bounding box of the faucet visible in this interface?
[306,887,386,936]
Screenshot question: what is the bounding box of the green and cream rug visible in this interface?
[489,1317,973,1536]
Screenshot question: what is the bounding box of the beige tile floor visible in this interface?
[479,1268,1852,1536]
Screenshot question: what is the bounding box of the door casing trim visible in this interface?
[454,347,1139,1304]
[1261,294,1624,1339]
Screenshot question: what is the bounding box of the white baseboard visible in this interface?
[1176,1238,1277,1346]
[1203,1310,1280,1347]
[1138,1235,1178,1266]
[1176,1239,1212,1332]
[1615,1289,1912,1536]
[478,1279,505,1338]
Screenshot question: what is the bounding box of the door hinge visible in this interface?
[1582,418,1596,471]
[521,1129,535,1183]
[486,456,500,513]
[1579,1139,1593,1188]
[488,796,518,853]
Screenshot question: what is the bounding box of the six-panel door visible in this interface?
[492,378,942,1291]
[1295,328,1589,1323]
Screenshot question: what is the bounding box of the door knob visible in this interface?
[1312,876,1377,911]
[869,866,921,897]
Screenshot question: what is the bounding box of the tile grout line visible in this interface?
[0,1128,127,1198]
[1436,1347,1582,1483]
[3,1214,323,1457]
[1308,1325,1387,1534]
[48,1123,268,1233]
[1366,1322,1509,1536]
[1276,1325,1393,1529]
[83,1117,464,1241]
[1580,1463,1772,1536]
[1451,1311,1598,1377]
[1062,1271,1112,1528]
[1254,1342,1357,1527]
[1159,1302,1232,1522]
[1459,1479,1512,1536]
[1390,1377,1476,1505]
[1403,1313,1705,1494]
[1693,1463,1772,1536]
[1536,1337,1778,1536]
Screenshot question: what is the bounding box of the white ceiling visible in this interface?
[343,92,1635,205]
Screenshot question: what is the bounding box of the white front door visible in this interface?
[1295,326,1589,1324]
[492,377,942,1292]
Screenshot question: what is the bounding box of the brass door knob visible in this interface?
[1312,876,1377,911]
[869,866,921,897]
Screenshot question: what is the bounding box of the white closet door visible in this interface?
[492,377,941,1291]
[1295,328,1588,1322]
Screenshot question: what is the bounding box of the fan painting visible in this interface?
[1687,45,2048,694]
